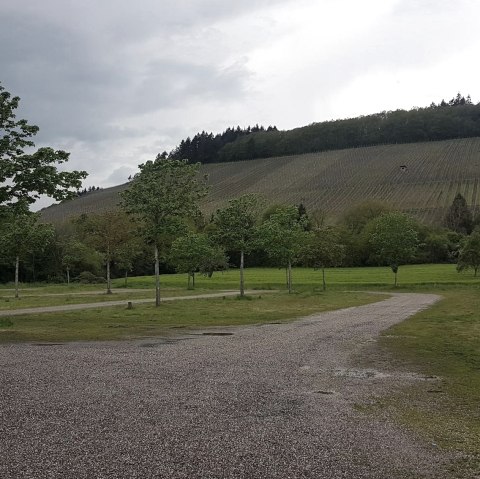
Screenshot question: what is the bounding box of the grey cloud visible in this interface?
[132,59,250,113]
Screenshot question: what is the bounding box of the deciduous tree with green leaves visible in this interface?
[0,211,54,297]
[0,82,87,210]
[212,194,263,297]
[303,227,345,291]
[457,229,480,276]
[75,210,137,294]
[121,158,209,305]
[257,204,310,293]
[368,212,418,286]
[170,233,228,289]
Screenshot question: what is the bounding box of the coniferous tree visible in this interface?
[444,193,473,235]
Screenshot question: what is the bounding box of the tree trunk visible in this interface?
[154,244,161,306]
[124,270,128,288]
[322,267,326,291]
[287,260,292,294]
[192,272,195,289]
[394,270,398,287]
[15,255,19,299]
[106,258,112,294]
[240,249,245,297]
[66,267,70,285]
[187,273,191,289]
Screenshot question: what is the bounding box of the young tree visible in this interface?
[457,230,480,276]
[57,237,103,284]
[0,211,54,297]
[257,205,310,293]
[121,158,209,305]
[303,227,345,291]
[75,210,137,294]
[212,194,263,297]
[0,83,87,209]
[368,212,419,286]
[170,233,228,289]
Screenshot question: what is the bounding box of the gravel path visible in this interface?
[0,292,453,478]
[0,290,267,317]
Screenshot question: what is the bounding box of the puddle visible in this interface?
[202,332,233,336]
[33,343,64,347]
[334,368,390,379]
[314,390,335,395]
[333,368,441,382]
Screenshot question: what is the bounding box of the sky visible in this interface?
[2,0,480,209]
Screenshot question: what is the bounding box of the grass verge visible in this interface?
[359,287,480,478]
[0,290,384,343]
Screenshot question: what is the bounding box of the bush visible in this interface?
[73,271,106,284]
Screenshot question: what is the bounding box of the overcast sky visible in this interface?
[2,0,480,208]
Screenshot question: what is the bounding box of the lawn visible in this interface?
[358,287,480,477]
[0,290,384,343]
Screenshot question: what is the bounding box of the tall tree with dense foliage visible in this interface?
[368,212,419,286]
[257,205,310,293]
[121,158,209,305]
[0,82,87,210]
[212,194,264,297]
[457,229,480,276]
[0,211,54,297]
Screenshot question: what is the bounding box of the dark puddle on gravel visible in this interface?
[139,338,190,347]
[32,343,64,347]
[201,332,233,336]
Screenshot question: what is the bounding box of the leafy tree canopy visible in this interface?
[368,212,419,285]
[0,82,87,210]
[457,229,480,276]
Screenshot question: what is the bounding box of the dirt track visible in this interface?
[1,292,457,478]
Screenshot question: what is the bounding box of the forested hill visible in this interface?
[167,94,480,164]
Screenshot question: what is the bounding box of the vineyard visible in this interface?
[40,137,480,225]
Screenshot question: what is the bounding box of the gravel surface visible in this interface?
[0,292,455,478]
[0,290,266,317]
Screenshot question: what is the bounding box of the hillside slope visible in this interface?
[40,137,480,225]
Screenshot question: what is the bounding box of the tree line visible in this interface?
[161,93,479,165]
[162,125,278,165]
[2,180,480,296]
[2,82,480,298]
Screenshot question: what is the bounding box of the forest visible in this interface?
[166,94,480,164]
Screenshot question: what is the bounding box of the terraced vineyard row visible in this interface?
[41,137,480,225]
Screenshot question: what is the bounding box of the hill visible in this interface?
[40,137,480,225]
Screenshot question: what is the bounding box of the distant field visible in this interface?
[3,264,478,296]
[108,264,480,291]
[40,137,480,225]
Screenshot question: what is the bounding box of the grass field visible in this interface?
[1,264,478,309]
[107,263,479,290]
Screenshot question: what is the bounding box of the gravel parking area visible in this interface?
[1,292,453,478]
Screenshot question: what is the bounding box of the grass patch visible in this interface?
[0,288,219,310]
[358,287,480,477]
[0,290,384,343]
